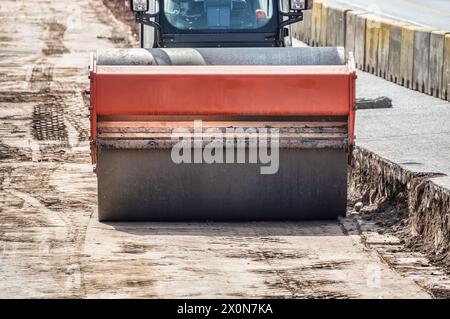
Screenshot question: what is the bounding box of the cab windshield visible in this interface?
[164,0,275,31]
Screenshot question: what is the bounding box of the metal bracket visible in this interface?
[277,11,303,45]
[135,12,162,47]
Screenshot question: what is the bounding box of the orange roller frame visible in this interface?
[89,56,356,156]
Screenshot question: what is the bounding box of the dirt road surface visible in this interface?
[0,0,440,298]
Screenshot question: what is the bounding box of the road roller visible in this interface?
[89,0,356,221]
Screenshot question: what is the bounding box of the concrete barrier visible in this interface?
[429,31,448,98]
[344,10,356,57]
[400,25,416,89]
[413,27,436,93]
[301,9,312,45]
[310,2,450,102]
[444,34,450,101]
[364,15,381,74]
[345,10,366,59]
[354,13,367,69]
[319,2,329,46]
[292,9,312,45]
[388,21,407,84]
[311,0,323,46]
[377,19,391,79]
[326,5,350,47]
[291,21,300,41]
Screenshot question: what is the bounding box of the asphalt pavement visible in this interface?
[355,70,450,189]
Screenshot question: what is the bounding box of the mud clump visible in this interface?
[42,22,70,56]
[0,36,12,42]
[0,91,47,103]
[96,35,127,44]
[120,242,156,254]
[226,250,305,261]
[0,143,32,161]
[29,63,54,91]
[122,279,154,287]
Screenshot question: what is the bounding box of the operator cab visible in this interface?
[164,0,272,31]
[129,0,313,47]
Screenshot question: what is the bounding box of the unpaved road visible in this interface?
[0,0,441,298]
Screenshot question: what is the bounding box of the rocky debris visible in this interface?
[356,96,393,109]
[354,202,363,212]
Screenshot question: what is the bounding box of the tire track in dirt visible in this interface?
[0,0,131,297]
[247,225,357,298]
[29,62,54,91]
[32,99,69,142]
[41,22,69,56]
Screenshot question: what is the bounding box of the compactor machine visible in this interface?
[89,0,356,221]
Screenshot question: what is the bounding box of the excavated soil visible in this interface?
[349,147,449,271]
[348,147,450,298]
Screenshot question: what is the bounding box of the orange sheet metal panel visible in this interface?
[92,65,355,117]
[89,63,357,165]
